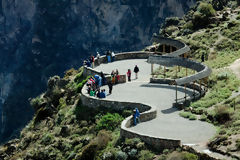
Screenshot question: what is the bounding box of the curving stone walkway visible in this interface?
[95,59,216,151]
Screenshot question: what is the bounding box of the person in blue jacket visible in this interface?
[133,108,140,125]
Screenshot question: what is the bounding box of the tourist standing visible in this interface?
[133,108,140,126]
[127,69,131,82]
[96,52,100,65]
[100,72,107,85]
[107,50,111,63]
[111,51,115,62]
[91,55,95,68]
[134,65,139,79]
[115,69,120,84]
[108,81,113,94]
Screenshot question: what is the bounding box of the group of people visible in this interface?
[106,50,115,63]
[86,72,108,98]
[83,50,116,68]
[126,65,139,82]
[83,55,95,68]
[111,69,120,84]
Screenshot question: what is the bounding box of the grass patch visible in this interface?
[179,111,197,120]
[191,70,240,109]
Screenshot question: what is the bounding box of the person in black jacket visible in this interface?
[134,65,139,79]
[108,81,113,94]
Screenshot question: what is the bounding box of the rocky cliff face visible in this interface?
[0,0,195,143]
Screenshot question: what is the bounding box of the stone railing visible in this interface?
[148,55,212,85]
[81,84,181,150]
[83,51,151,84]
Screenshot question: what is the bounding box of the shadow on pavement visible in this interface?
[140,83,194,95]
[161,107,179,114]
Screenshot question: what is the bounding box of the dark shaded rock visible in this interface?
[34,107,53,124]
[60,125,70,137]
[164,17,180,27]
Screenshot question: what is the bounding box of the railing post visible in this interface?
[184,84,187,102]
[151,64,154,78]
[163,44,166,53]
[175,66,178,105]
[163,44,166,78]
[200,79,202,96]
[193,81,196,100]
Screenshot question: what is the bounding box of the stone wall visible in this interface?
[120,107,181,151]
[81,85,150,112]
[83,51,150,83]
[81,83,181,150]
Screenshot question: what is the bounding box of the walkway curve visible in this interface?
[81,37,218,158]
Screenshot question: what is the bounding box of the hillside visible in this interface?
[1,0,240,160]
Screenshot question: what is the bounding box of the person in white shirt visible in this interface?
[111,52,115,62]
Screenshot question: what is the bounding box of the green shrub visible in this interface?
[125,138,141,147]
[58,98,66,109]
[182,151,198,160]
[192,3,215,29]
[198,3,216,17]
[76,76,90,93]
[115,151,128,160]
[138,150,154,160]
[41,133,54,145]
[200,114,207,121]
[179,112,197,120]
[96,113,124,131]
[96,130,111,149]
[30,96,44,110]
[214,105,232,123]
[236,139,240,150]
[64,68,78,79]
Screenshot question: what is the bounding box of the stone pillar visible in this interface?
[163,44,166,53]
[170,46,173,53]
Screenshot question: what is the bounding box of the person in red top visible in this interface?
[91,55,95,68]
[127,69,131,82]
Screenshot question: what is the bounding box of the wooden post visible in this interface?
[163,44,166,53]
[170,46,173,53]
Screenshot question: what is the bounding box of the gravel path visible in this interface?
[229,58,240,79]
[95,59,216,150]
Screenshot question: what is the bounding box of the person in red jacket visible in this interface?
[127,69,131,82]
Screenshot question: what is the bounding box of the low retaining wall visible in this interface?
[81,85,150,112]
[121,109,181,151]
[150,77,207,108]
[83,51,150,84]
[81,84,181,150]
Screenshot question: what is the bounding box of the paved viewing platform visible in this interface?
[95,59,216,149]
